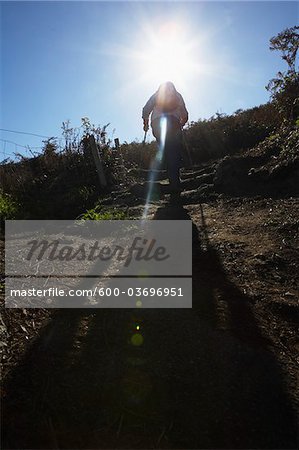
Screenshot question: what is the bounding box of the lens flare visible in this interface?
[142,117,167,219]
[131,333,144,347]
[159,116,167,159]
[136,299,142,308]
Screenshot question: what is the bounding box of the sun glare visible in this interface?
[102,19,210,96]
[140,22,197,86]
[102,15,237,100]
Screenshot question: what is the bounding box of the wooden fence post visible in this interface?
[114,138,126,177]
[89,135,107,188]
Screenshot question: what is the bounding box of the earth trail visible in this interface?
[2,166,298,449]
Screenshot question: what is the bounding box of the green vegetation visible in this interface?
[78,205,128,220]
[0,190,19,220]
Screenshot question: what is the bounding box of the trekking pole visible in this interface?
[142,130,148,145]
[140,130,147,169]
[182,129,193,168]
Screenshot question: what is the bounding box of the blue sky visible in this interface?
[1,1,298,159]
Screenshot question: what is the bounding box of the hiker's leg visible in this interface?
[151,118,161,143]
[168,148,181,189]
[165,118,183,190]
[150,118,163,180]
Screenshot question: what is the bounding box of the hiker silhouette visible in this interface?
[142,81,188,191]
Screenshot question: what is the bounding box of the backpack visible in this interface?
[155,90,180,113]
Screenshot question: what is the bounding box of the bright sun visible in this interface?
[103,17,233,100]
[103,19,206,96]
[140,22,196,86]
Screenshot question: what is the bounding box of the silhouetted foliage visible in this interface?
[266,26,299,121]
[183,103,281,164]
[0,119,121,219]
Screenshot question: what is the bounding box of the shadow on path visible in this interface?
[2,199,298,449]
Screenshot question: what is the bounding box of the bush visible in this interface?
[0,190,19,220]
[0,134,123,219]
[184,103,281,164]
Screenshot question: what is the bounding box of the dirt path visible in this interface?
[1,170,298,449]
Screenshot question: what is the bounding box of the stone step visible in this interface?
[127,165,216,181]
[129,174,215,199]
[181,173,214,190]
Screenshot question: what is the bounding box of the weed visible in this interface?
[77,205,128,220]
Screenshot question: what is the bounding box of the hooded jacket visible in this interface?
[142,90,188,126]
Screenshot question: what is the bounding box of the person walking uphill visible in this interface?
[142,81,188,191]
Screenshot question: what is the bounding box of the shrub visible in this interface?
[0,190,19,220]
